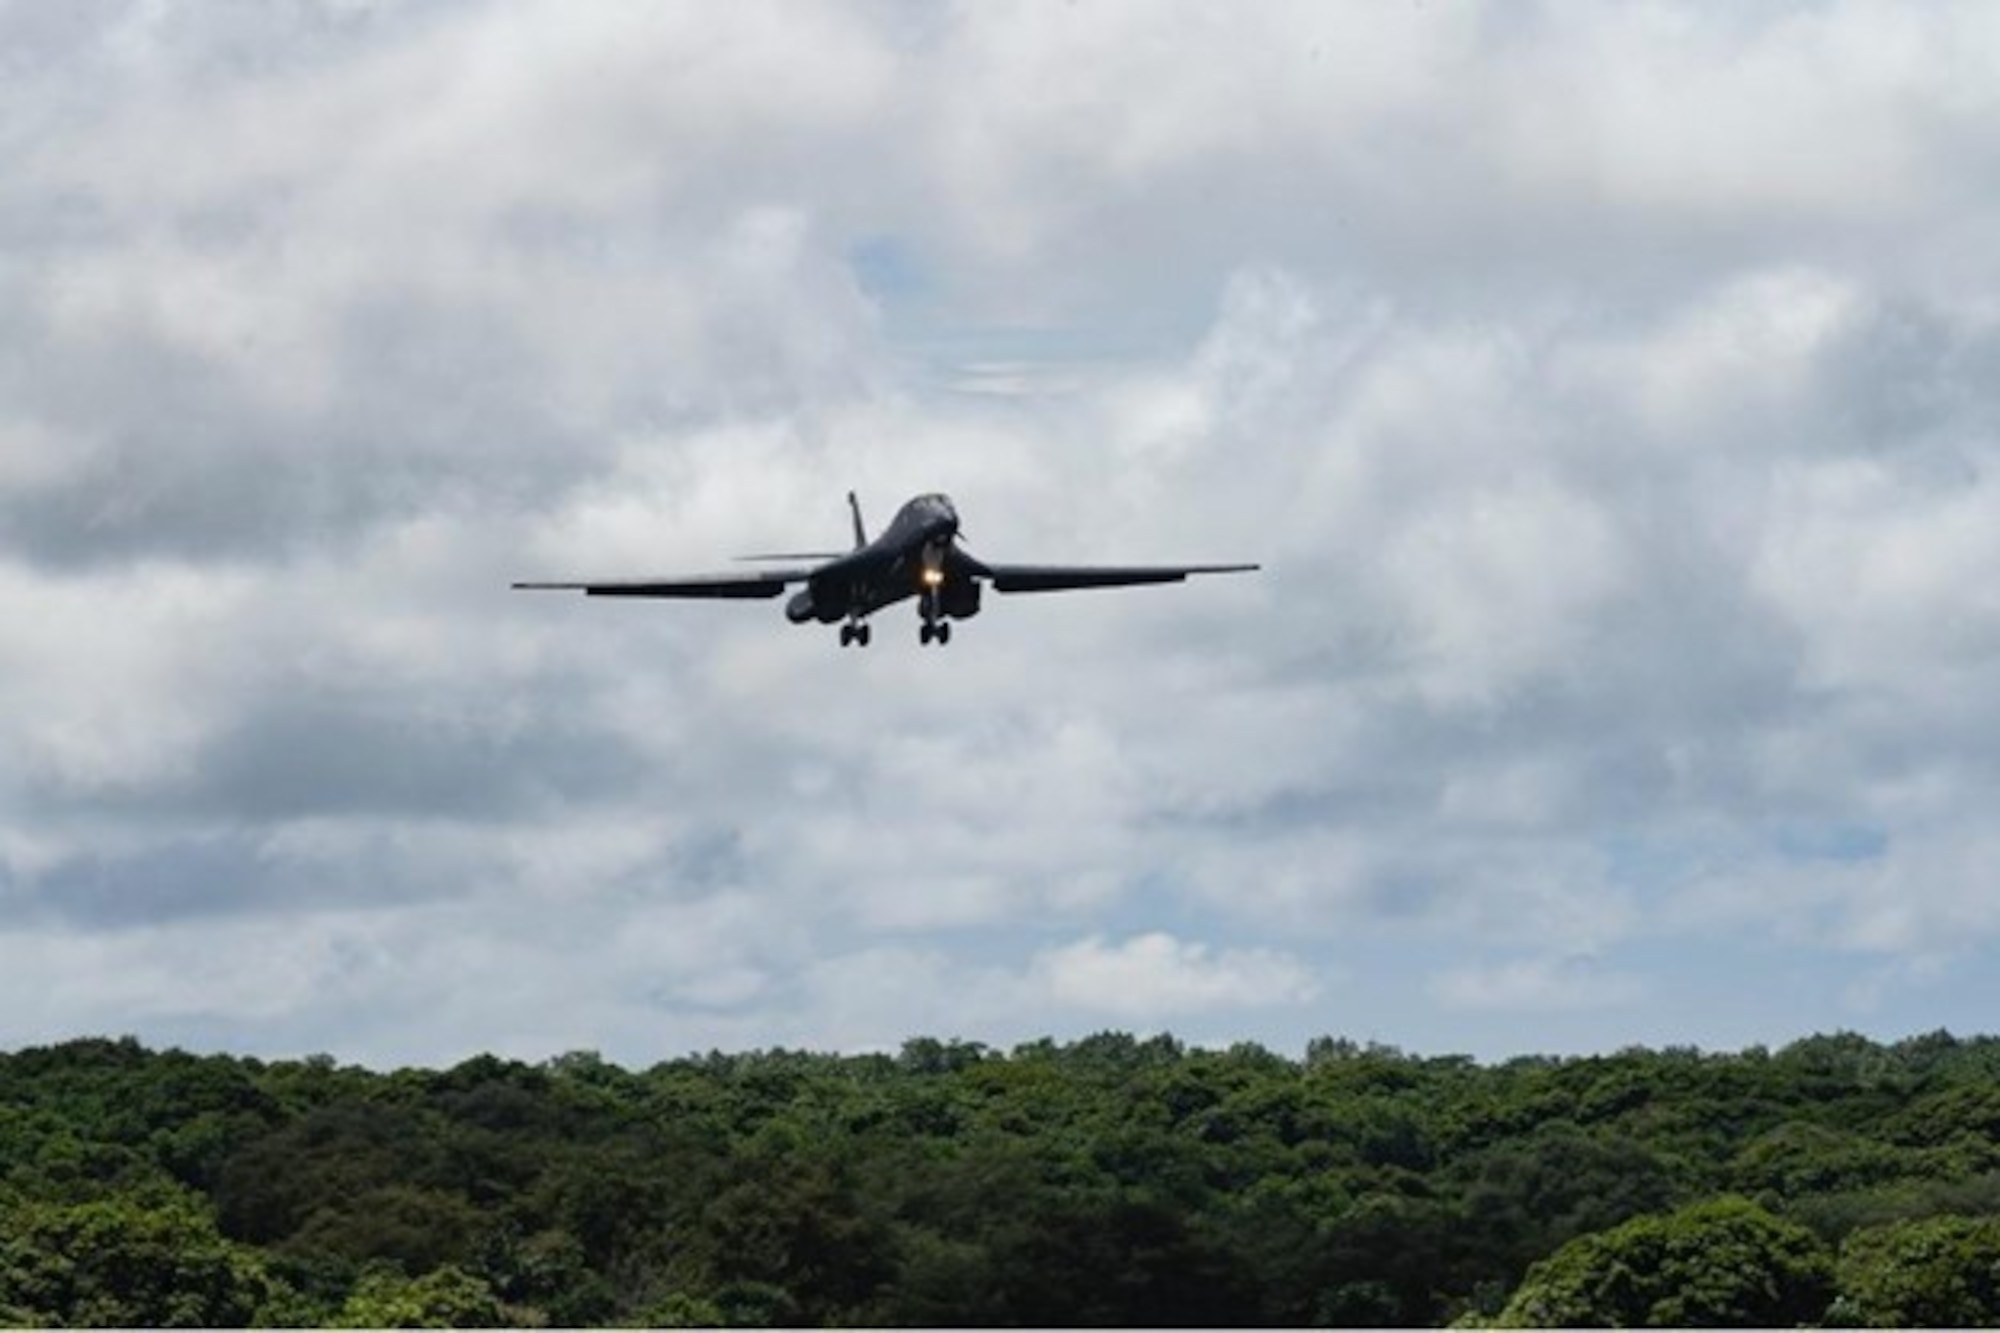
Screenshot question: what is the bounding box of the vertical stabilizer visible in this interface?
[848,491,868,549]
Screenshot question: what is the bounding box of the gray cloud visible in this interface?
[165,699,646,823]
[4,1,2000,1065]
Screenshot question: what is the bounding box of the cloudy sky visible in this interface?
[5,0,2000,1068]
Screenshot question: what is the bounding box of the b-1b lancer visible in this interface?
[513,492,1257,646]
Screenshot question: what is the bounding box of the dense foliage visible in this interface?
[3,1030,2000,1326]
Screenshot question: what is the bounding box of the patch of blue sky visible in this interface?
[1769,820,1888,864]
[1597,818,1888,899]
[1093,865,1260,945]
[1596,827,1742,897]
[915,321,1187,363]
[846,236,1200,388]
[847,234,929,308]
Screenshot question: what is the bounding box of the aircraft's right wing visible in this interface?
[512,567,811,599]
[980,562,1259,593]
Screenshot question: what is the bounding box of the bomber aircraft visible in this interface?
[513,492,1258,646]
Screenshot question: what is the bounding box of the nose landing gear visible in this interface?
[839,621,871,647]
[918,586,953,646]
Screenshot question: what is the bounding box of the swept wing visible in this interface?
[977,561,1259,593]
[511,567,812,599]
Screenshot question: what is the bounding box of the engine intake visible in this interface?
[942,579,982,620]
[786,588,828,624]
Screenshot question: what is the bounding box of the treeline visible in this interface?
[4,1030,2000,1326]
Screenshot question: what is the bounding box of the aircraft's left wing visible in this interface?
[980,562,1259,593]
[512,568,811,599]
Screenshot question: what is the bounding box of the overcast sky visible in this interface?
[5,0,2000,1067]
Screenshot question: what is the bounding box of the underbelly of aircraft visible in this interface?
[785,576,978,624]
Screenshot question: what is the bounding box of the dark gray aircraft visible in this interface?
[513,492,1257,646]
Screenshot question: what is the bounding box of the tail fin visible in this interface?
[848,491,867,549]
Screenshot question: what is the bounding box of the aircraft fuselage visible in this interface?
[785,493,981,631]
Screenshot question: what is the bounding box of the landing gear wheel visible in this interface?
[937,622,952,645]
[919,623,935,645]
[856,623,871,647]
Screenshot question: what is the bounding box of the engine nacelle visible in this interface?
[942,578,982,620]
[787,588,830,624]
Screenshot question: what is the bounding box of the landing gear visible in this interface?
[918,585,954,647]
[838,582,872,647]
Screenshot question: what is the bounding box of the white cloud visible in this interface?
[1569,268,1866,439]
[1035,933,1319,1020]
[0,561,257,789]
[5,2,2000,1064]
[1381,474,1629,708]
[1430,955,1644,1014]
[1756,451,2000,698]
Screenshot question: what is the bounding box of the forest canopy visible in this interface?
[4,1030,2000,1326]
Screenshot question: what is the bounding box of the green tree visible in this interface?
[25,1029,2000,1327]
[1733,1121,1919,1199]
[639,1289,728,1327]
[694,1144,895,1324]
[0,1192,280,1327]
[332,1265,505,1328]
[1831,1214,2000,1327]
[1497,1197,1835,1327]
[969,1191,1256,1326]
[1451,1120,1676,1286]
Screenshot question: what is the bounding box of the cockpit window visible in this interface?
[899,493,957,528]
